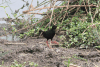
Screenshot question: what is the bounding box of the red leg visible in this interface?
[46,41,53,49]
[51,41,59,45]
[46,41,49,47]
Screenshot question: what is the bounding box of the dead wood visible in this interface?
[5,42,27,45]
[23,5,97,14]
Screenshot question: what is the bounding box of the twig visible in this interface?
[82,23,100,34]
[83,0,88,14]
[49,0,57,28]
[26,12,47,15]
[59,0,69,25]
[93,1,99,19]
[58,3,81,32]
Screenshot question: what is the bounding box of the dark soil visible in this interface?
[0,36,100,67]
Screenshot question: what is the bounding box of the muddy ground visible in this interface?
[0,35,100,67]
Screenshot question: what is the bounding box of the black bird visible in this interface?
[39,25,59,48]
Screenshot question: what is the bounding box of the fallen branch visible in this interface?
[5,42,27,45]
[23,5,97,13]
[26,12,47,15]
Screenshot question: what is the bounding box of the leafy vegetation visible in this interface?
[57,0,100,48]
[0,0,100,48]
[0,0,100,67]
[0,60,38,67]
[59,18,100,48]
[17,0,100,48]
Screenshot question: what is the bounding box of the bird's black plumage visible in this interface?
[39,25,58,48]
[39,25,57,40]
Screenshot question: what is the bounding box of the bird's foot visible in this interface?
[46,45,53,49]
[51,41,59,45]
[46,41,54,49]
[47,44,54,49]
[46,42,53,49]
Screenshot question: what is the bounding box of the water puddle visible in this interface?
[0,21,20,41]
[0,34,20,41]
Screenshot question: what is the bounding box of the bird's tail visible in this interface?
[39,30,44,35]
[39,30,43,33]
[37,30,43,39]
